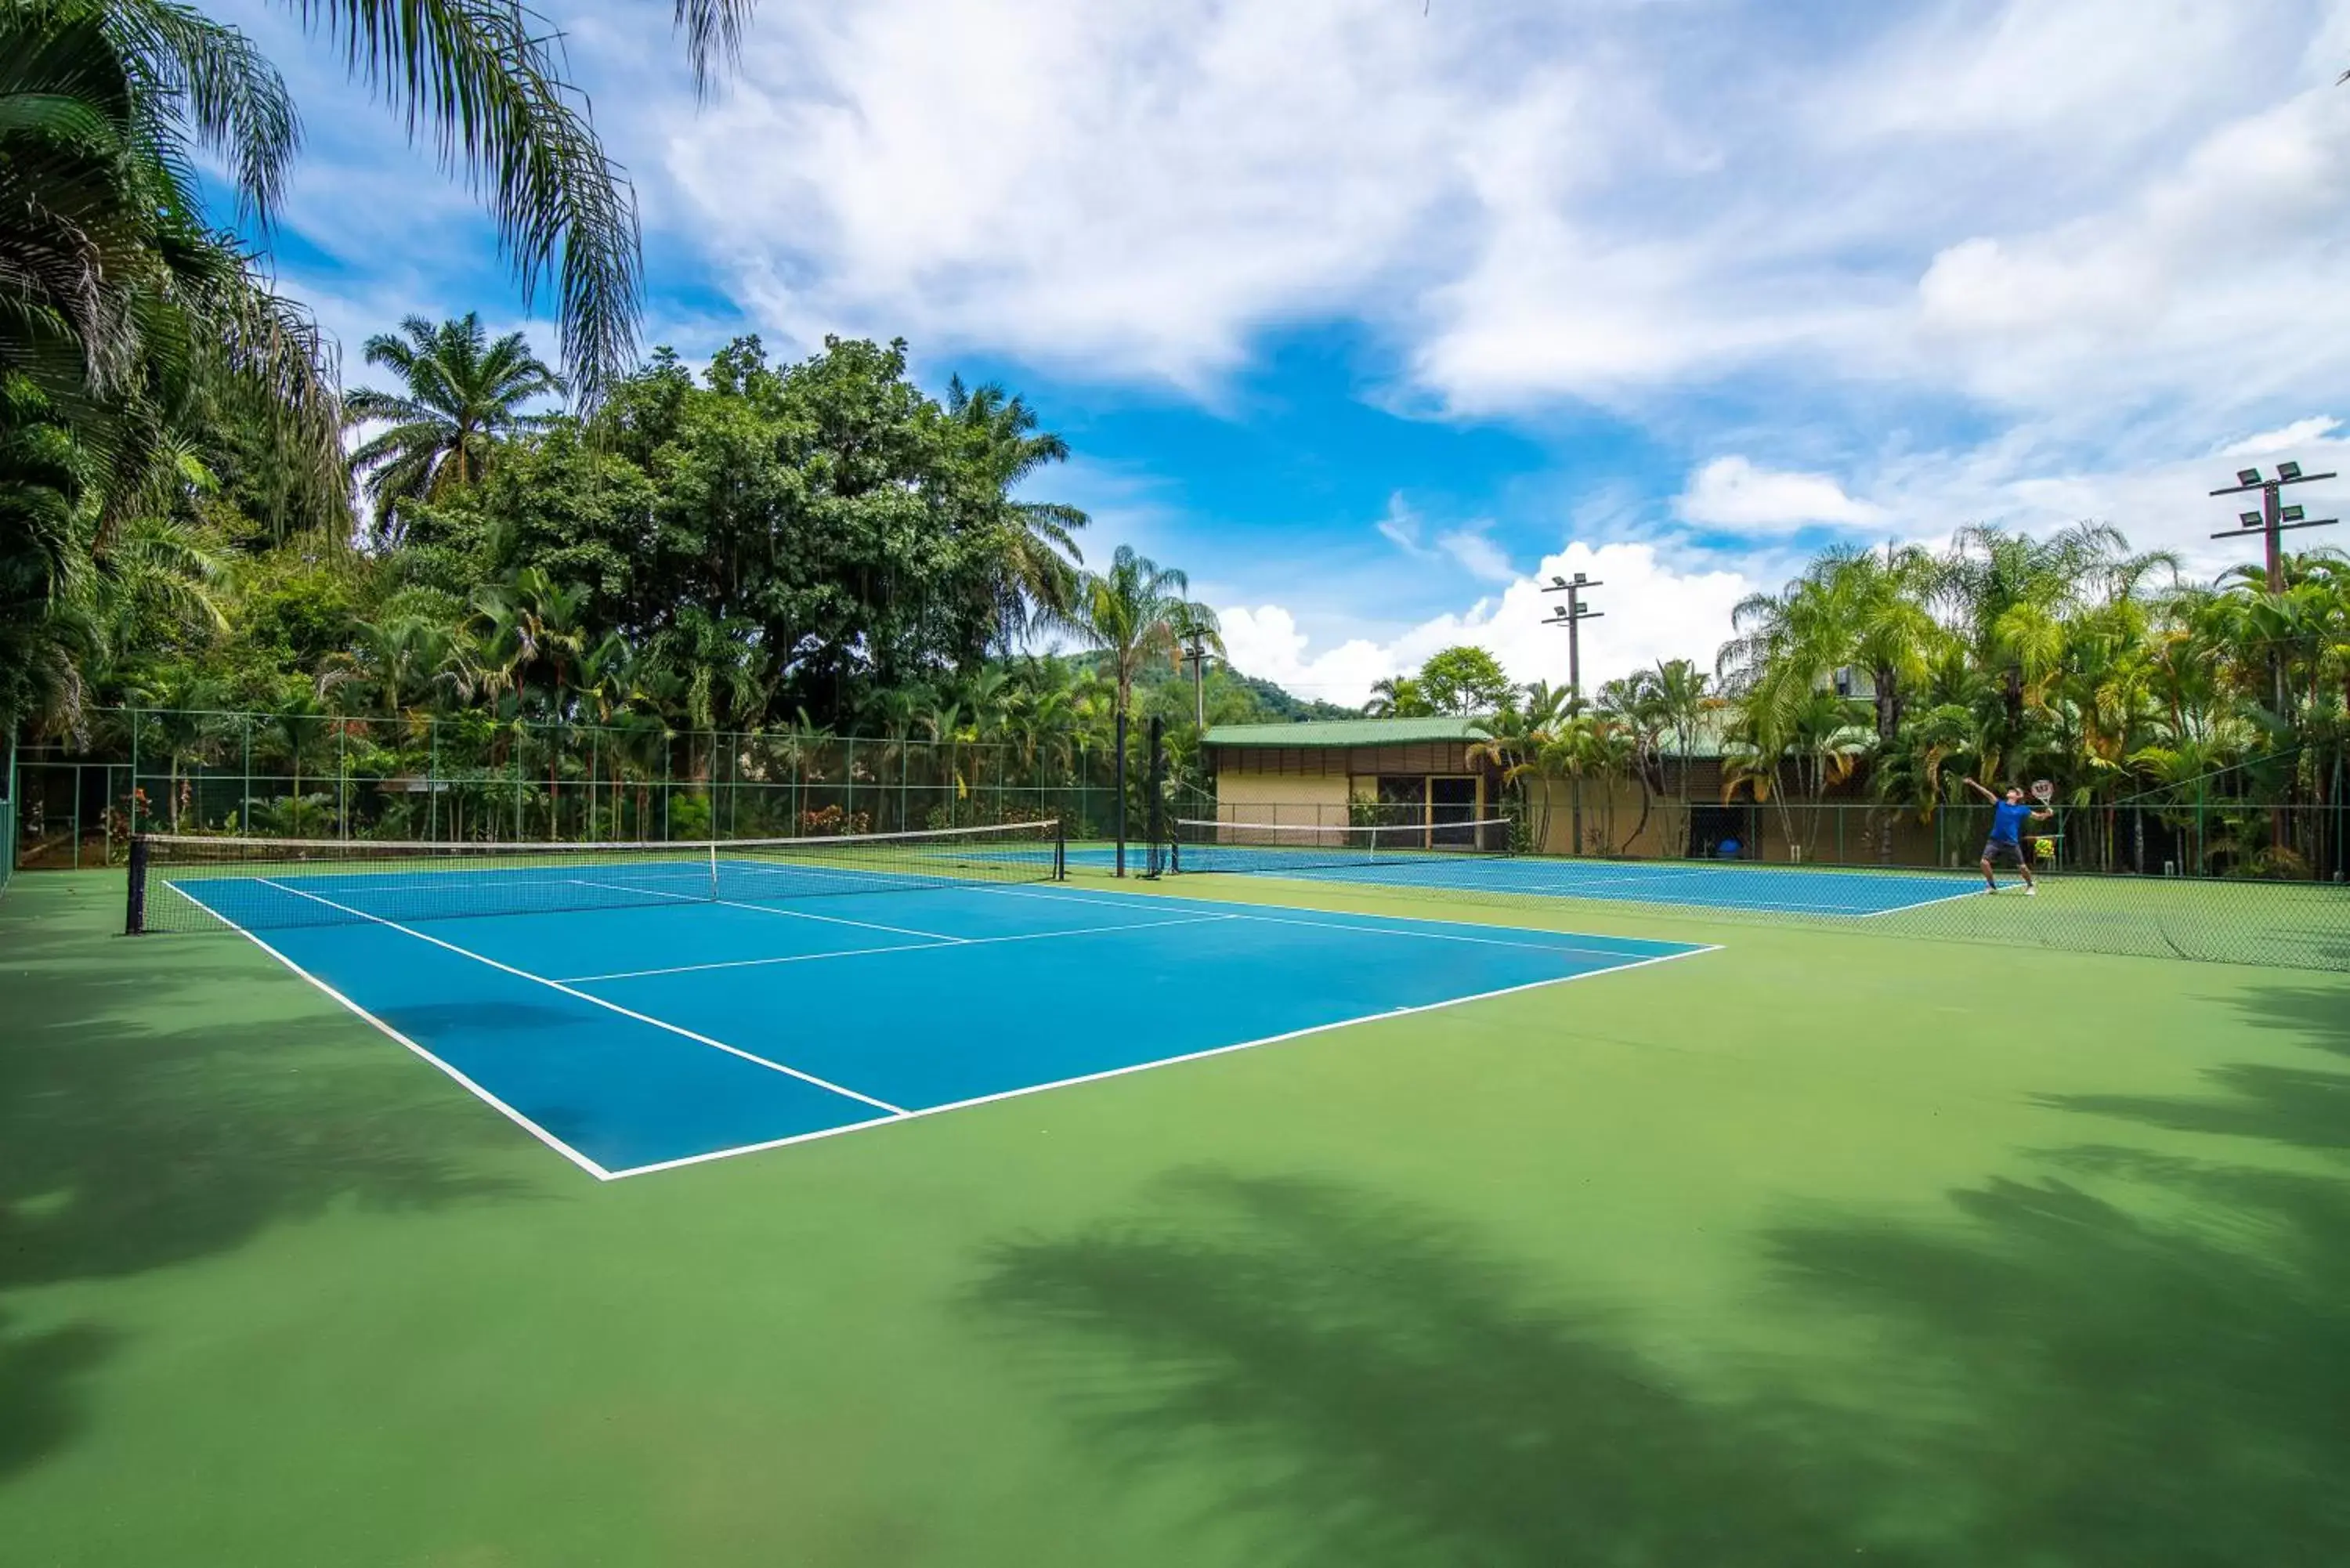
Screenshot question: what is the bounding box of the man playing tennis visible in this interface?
[1962,777,2053,894]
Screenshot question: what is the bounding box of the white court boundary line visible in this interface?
[602,942,1722,1180]
[1264,864,1980,919]
[561,912,1239,985]
[253,878,908,1117]
[1855,883,1994,917]
[190,873,1720,1183]
[956,881,1699,960]
[179,887,616,1180]
[566,876,961,942]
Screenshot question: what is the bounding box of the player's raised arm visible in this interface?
[1961,776,1997,802]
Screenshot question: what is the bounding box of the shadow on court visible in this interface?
[966,1169,1900,1565]
[969,1151,2350,1565]
[0,882,530,1485]
[2032,979,2350,1154]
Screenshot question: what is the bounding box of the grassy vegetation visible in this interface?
[4,869,2348,1566]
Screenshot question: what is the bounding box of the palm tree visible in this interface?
[1365,675,1434,717]
[1,1,342,734]
[1062,546,1209,869]
[944,375,1090,647]
[346,316,565,544]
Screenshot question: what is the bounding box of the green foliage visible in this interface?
[1415,646,1513,716]
[345,314,563,544]
[1365,675,1435,717]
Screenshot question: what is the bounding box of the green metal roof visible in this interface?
[1202,717,1485,747]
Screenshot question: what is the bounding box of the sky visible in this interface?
[211,0,2350,706]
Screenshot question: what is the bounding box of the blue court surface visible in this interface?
[186,875,1712,1180]
[1177,850,1984,916]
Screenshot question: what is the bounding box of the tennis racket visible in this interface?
[2030,779,2055,804]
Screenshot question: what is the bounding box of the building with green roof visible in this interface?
[1200,716,1499,832]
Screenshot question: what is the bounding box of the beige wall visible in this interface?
[1526,779,1676,857]
[1213,771,1349,826]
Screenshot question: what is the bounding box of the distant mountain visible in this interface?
[1080,651,1360,722]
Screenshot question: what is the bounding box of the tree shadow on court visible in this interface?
[970,1154,2350,1566]
[0,1314,114,1485]
[1762,1148,2350,1565]
[2032,977,2350,1155]
[0,896,533,1483]
[966,1169,1915,1566]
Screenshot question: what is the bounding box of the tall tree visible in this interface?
[346,314,564,544]
[943,374,1088,647]
[1417,645,1513,716]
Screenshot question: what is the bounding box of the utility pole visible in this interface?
[2210,461,2337,722]
[1541,572,1604,854]
[1180,631,1213,730]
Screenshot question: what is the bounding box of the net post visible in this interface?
[707,840,720,901]
[1113,709,1128,877]
[1144,716,1166,880]
[1054,816,1068,881]
[125,833,149,935]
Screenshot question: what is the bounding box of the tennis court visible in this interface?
[1171,818,1985,916]
[9,825,2350,1568]
[136,824,1709,1177]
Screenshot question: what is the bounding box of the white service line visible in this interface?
[255,878,908,1116]
[190,897,615,1180]
[565,876,962,942]
[1855,884,1994,916]
[602,941,1723,1180]
[965,882,1690,959]
[1275,868,1975,919]
[562,912,1241,985]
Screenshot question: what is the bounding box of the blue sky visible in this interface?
[212,0,2350,703]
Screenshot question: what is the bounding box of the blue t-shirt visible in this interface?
[1989,800,2032,844]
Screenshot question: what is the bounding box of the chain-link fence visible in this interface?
[10,707,1213,869]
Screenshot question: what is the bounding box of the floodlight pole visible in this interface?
[2209,461,2339,721]
[1541,572,1605,854]
[2208,462,2338,594]
[1540,573,1605,696]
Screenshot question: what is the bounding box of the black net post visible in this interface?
[1144,716,1166,879]
[1114,707,1128,877]
[1054,815,1068,881]
[124,833,148,934]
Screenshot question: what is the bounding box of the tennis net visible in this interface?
[1170,816,1513,876]
[128,819,1065,934]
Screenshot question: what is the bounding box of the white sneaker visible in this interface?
[1985,884,2000,894]
[2023,884,2037,897]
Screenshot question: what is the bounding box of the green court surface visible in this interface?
[5,866,2348,1566]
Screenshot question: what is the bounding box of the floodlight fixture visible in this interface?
[2241,511,2263,528]
[2279,461,2304,481]
[2238,468,2264,486]
[2283,504,2306,522]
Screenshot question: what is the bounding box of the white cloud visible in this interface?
[1676,457,1884,531]
[1370,493,1517,583]
[2222,417,2344,458]
[631,0,2350,443]
[1437,528,1517,584]
[1375,492,1425,554]
[1218,541,1752,706]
